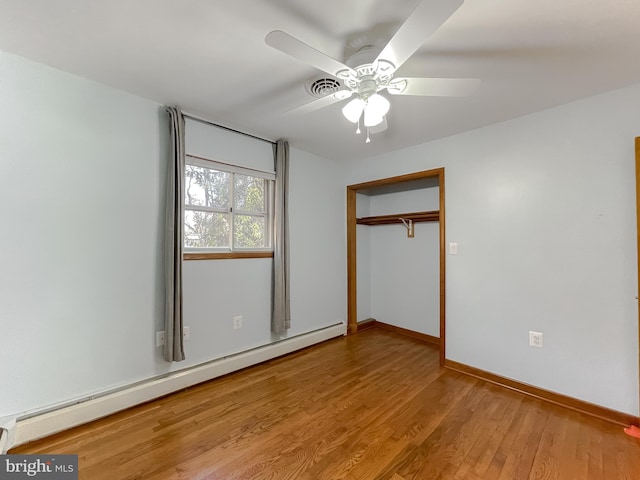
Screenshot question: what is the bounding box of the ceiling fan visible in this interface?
[265,0,480,142]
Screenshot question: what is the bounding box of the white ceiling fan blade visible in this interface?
[266,30,355,77]
[376,0,464,70]
[388,77,480,96]
[284,90,349,115]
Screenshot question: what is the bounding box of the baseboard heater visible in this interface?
[10,323,346,449]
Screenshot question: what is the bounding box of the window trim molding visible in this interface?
[183,251,274,261]
[186,154,276,180]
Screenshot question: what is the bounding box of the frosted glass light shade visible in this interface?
[342,98,365,123]
[367,93,390,117]
[364,108,383,127]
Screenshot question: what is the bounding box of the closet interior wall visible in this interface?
[356,184,440,337]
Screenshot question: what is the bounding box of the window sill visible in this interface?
[183,251,274,261]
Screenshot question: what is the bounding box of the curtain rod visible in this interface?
[181,110,276,146]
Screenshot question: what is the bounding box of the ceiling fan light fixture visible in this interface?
[363,109,383,127]
[342,97,366,123]
[367,93,390,117]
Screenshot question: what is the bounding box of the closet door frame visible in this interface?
[346,167,446,365]
[635,137,640,420]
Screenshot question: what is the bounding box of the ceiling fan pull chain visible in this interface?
[356,116,361,134]
[366,127,371,144]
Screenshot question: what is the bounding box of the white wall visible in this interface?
[368,188,439,216]
[288,148,347,333]
[345,83,640,415]
[368,188,440,336]
[182,259,274,365]
[0,52,167,415]
[0,52,346,418]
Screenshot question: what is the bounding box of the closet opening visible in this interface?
[347,168,446,365]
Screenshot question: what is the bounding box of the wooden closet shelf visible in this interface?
[356,210,439,226]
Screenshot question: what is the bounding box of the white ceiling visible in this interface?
[1,0,640,161]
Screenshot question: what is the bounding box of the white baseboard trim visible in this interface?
[0,416,16,454]
[13,323,346,449]
[0,428,8,455]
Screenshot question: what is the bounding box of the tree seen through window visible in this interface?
[184,164,270,250]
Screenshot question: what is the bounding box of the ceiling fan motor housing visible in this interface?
[333,45,395,98]
[338,58,396,99]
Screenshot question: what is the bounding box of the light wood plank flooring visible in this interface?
[11,329,640,479]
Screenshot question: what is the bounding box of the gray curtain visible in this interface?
[164,106,186,361]
[272,139,291,333]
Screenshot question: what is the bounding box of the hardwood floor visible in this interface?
[11,329,640,479]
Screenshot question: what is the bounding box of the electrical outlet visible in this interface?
[156,331,166,347]
[183,326,190,341]
[529,331,543,348]
[233,315,243,330]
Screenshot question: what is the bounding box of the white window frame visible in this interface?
[184,155,275,253]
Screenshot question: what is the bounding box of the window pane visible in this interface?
[234,174,265,212]
[184,210,230,248]
[233,215,265,248]
[185,165,230,209]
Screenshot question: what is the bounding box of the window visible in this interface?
[184,156,274,255]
